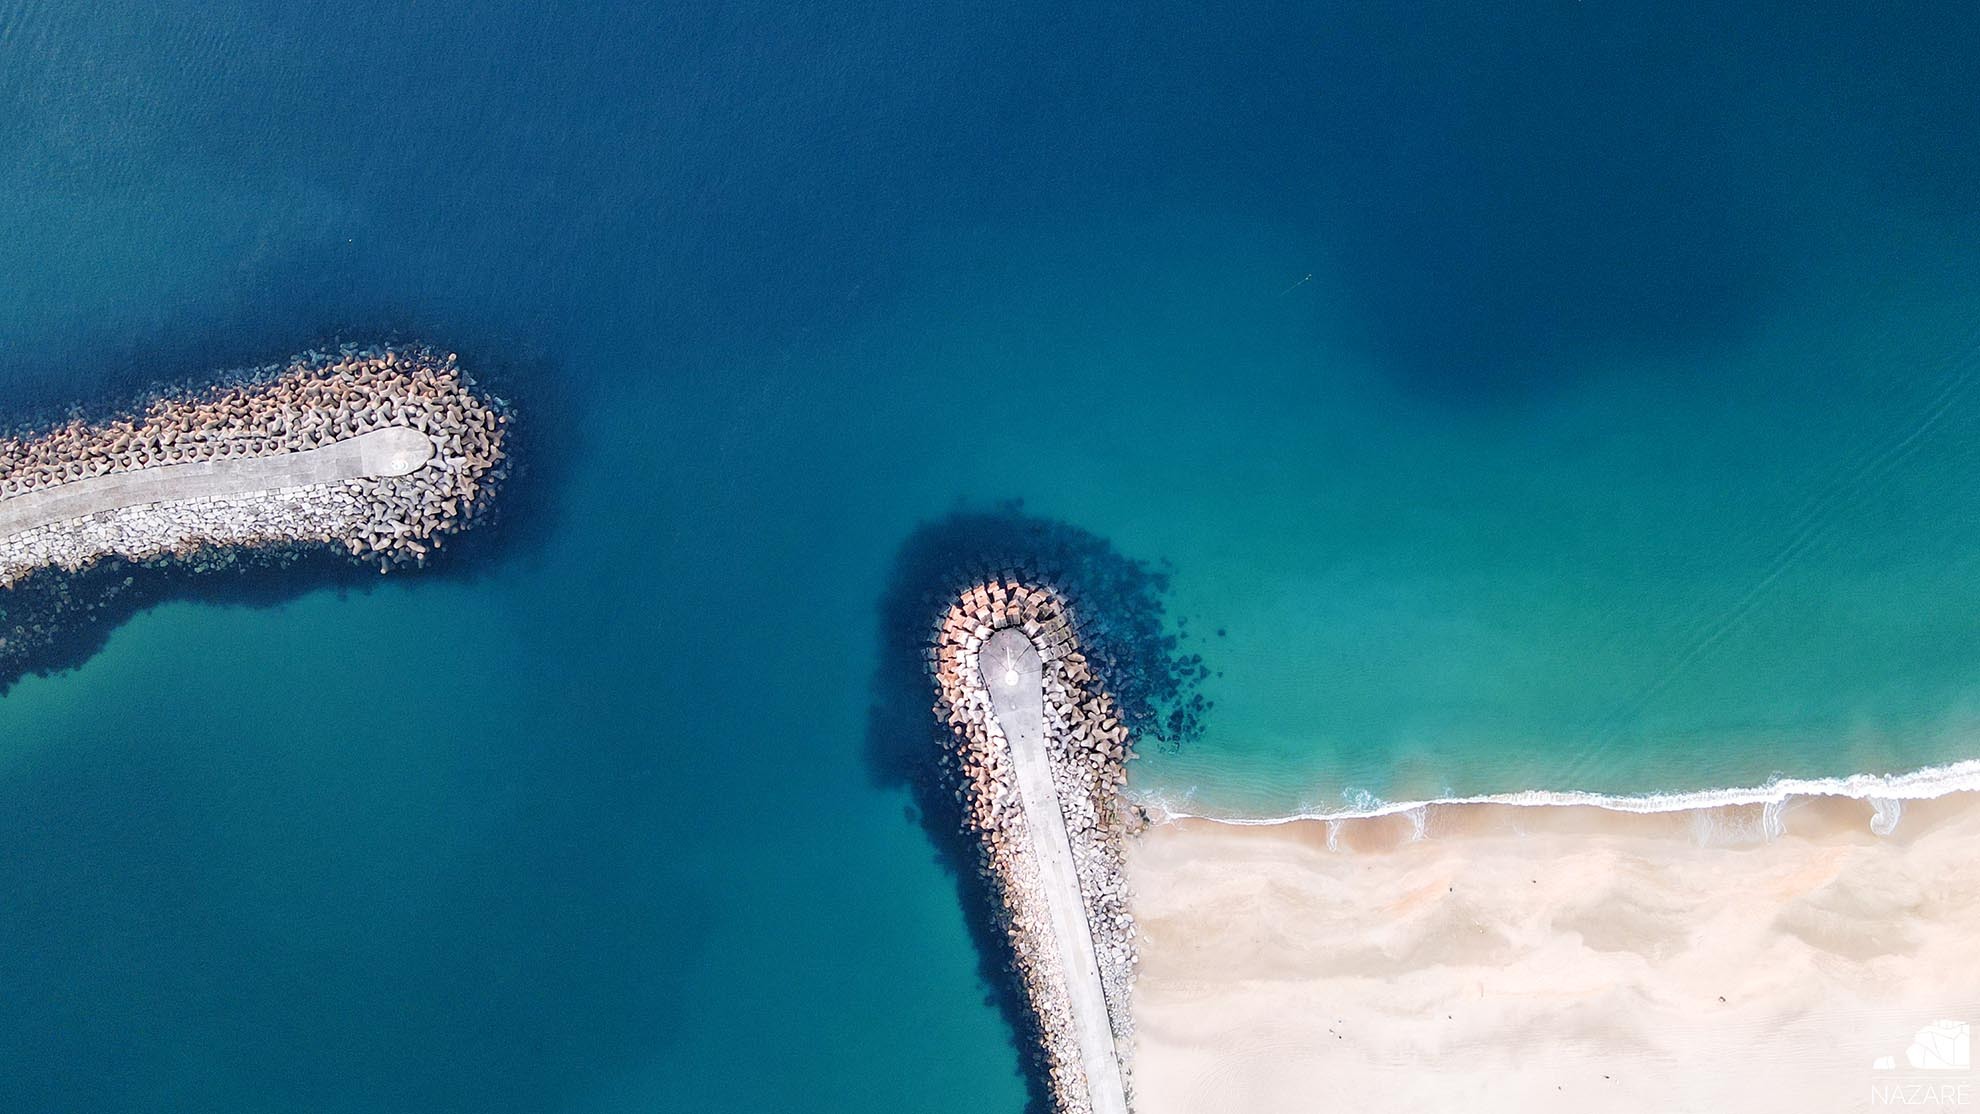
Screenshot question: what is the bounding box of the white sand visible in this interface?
[1129,793,1980,1113]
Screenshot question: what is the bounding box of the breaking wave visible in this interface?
[1146,758,1980,825]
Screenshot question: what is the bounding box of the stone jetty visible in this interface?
[929,572,1141,1114]
[0,342,508,588]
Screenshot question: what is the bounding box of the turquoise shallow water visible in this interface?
[810,217,1980,817]
[3,2,1980,1109]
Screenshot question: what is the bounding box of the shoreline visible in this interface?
[1136,756,1980,827]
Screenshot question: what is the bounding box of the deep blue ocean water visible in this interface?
[3,2,1980,1109]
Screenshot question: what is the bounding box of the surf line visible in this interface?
[1145,758,1980,827]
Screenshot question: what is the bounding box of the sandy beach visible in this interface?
[1129,793,1980,1113]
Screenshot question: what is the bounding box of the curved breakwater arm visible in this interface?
[982,627,1131,1114]
[0,343,508,589]
[930,575,1141,1114]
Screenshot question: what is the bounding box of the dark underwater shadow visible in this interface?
[862,502,1210,1112]
[1201,6,1980,407]
[0,315,583,696]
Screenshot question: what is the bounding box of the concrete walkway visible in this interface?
[983,627,1130,1114]
[0,428,434,539]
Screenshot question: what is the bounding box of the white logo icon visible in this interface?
[1873,1021,1971,1071]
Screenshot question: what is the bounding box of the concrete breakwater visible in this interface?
[0,343,508,675]
[0,342,508,587]
[928,573,1141,1114]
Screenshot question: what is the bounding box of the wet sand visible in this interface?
[1129,793,1980,1113]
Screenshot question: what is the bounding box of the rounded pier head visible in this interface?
[982,628,1043,692]
[356,427,438,476]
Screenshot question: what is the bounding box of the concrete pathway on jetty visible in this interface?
[982,627,1130,1114]
[0,428,433,540]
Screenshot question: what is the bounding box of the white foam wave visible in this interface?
[1761,798,1787,840]
[1869,797,1904,836]
[1144,758,1980,825]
